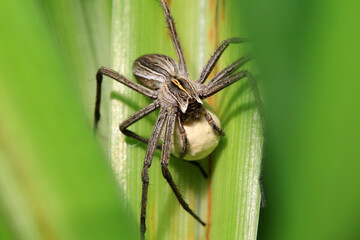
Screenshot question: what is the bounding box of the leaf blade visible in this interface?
[110,0,262,239]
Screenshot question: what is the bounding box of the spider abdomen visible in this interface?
[133,54,179,90]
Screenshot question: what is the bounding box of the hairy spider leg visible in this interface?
[140,108,206,239]
[160,0,188,77]
[201,70,248,98]
[119,101,161,149]
[206,55,251,88]
[160,108,206,226]
[202,108,225,136]
[197,37,247,84]
[140,109,167,238]
[94,66,157,131]
[176,115,188,158]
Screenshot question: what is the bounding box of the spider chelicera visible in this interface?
[94,0,264,238]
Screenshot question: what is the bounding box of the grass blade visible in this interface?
[0,0,137,239]
[110,1,262,239]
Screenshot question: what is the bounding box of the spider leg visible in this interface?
[119,101,162,150]
[204,70,265,139]
[206,55,251,89]
[94,66,157,131]
[200,70,248,99]
[177,115,188,159]
[202,108,225,136]
[197,37,247,84]
[140,109,168,238]
[161,108,206,226]
[160,0,188,76]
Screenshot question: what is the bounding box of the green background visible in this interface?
[1,0,359,239]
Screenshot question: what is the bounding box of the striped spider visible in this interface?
[94,0,263,238]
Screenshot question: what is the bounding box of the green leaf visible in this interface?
[0,0,137,239]
[110,0,263,239]
[243,0,360,239]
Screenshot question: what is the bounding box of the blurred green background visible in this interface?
[245,0,360,239]
[1,0,360,240]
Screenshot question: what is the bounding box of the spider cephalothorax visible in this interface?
[134,54,203,113]
[94,0,263,238]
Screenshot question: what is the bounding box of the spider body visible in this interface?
[134,53,221,160]
[94,0,263,238]
[134,54,203,112]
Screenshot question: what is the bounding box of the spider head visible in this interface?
[167,77,202,113]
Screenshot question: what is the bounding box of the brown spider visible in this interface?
[94,0,263,238]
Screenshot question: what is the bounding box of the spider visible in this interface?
[94,0,263,238]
